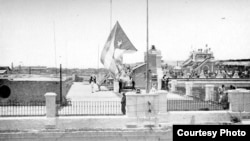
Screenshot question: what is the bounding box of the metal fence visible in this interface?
[0,101,46,117]
[166,93,224,111]
[57,100,122,116]
[167,99,224,111]
[0,96,225,117]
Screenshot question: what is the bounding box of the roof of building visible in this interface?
[216,59,250,66]
[218,61,250,66]
[219,59,250,62]
[0,70,7,74]
[0,66,11,71]
[132,63,146,71]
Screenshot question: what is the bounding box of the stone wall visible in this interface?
[0,79,72,103]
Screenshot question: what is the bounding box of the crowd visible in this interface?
[165,69,250,79]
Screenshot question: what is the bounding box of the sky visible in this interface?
[1,0,250,68]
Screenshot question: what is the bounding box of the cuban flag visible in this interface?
[100,21,137,77]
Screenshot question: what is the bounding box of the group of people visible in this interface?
[118,74,136,93]
[162,75,170,90]
[88,74,127,115]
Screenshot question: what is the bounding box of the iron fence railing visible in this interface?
[0,101,46,117]
[0,95,226,117]
[167,99,224,111]
[57,100,122,116]
[166,91,225,111]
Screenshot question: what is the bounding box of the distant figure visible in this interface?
[150,83,157,93]
[162,75,167,90]
[229,85,236,90]
[129,76,135,90]
[166,77,170,91]
[218,84,225,103]
[118,79,122,93]
[89,75,96,93]
[220,92,229,110]
[136,88,141,94]
[121,93,126,115]
[93,76,100,92]
[132,78,135,90]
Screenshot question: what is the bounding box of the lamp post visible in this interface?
[59,56,62,105]
[146,0,149,93]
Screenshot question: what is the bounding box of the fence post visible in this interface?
[205,85,215,101]
[185,82,193,96]
[45,92,57,118]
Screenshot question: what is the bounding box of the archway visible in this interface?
[202,65,209,74]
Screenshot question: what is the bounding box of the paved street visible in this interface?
[66,82,121,101]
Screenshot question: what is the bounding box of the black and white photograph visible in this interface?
[0,0,250,140]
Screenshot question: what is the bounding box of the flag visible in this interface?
[100,21,137,76]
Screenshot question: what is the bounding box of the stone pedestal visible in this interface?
[199,70,206,78]
[126,91,166,117]
[216,71,223,78]
[205,85,215,101]
[228,89,250,112]
[185,82,193,96]
[170,80,177,92]
[182,73,189,78]
[232,71,239,78]
[45,92,57,118]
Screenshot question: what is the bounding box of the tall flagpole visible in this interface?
[146,0,149,93]
[110,0,112,31]
[53,20,57,75]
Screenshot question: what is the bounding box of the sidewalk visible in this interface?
[66,82,121,101]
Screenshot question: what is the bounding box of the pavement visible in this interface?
[66,82,197,102]
[66,82,121,101]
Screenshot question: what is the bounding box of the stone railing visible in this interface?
[169,81,250,112]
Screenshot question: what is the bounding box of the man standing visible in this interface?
[165,77,170,91]
[118,79,122,93]
[121,93,126,115]
[220,92,229,109]
[89,75,96,93]
[218,84,225,103]
[132,78,135,90]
